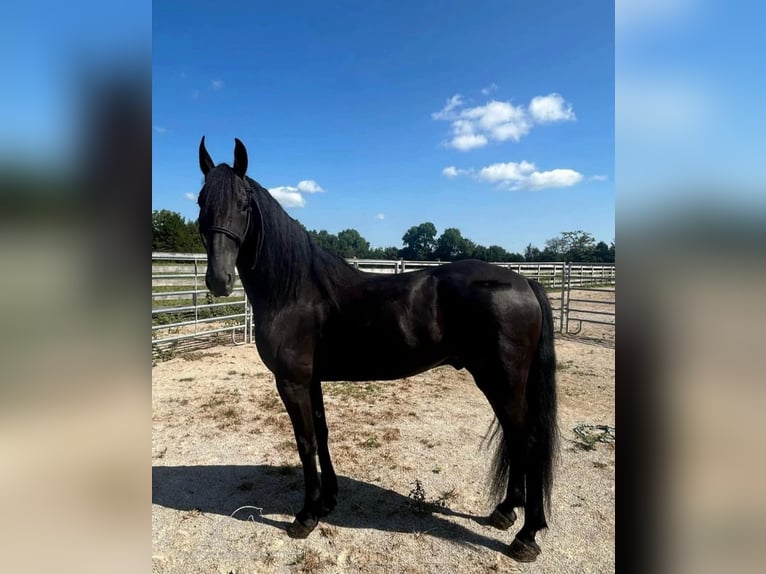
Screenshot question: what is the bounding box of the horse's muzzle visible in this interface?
[205,271,234,297]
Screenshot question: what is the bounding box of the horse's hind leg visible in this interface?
[310,378,338,516]
[471,361,530,532]
[476,362,548,562]
[276,377,322,538]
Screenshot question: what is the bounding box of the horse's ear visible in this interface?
[199,136,214,175]
[233,138,248,178]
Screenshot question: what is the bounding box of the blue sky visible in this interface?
[152,1,614,253]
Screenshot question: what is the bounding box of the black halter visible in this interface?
[200,183,264,269]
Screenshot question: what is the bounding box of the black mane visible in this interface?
[243,176,362,308]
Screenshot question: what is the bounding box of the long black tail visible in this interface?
[525,278,559,514]
[485,279,559,513]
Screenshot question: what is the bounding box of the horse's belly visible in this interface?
[316,344,450,382]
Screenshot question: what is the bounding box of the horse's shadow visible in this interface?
[152,464,509,554]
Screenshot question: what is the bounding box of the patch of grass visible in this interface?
[419,438,438,449]
[263,413,292,433]
[277,439,295,452]
[360,435,381,449]
[437,488,458,505]
[407,479,449,515]
[557,359,575,371]
[201,388,241,410]
[153,343,178,364]
[573,423,616,451]
[258,395,282,412]
[201,396,226,410]
[178,351,204,361]
[319,524,336,540]
[290,549,322,573]
[180,507,203,521]
[382,428,401,442]
[227,369,238,375]
[324,382,382,402]
[216,406,243,429]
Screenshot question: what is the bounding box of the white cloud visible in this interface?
[590,174,609,181]
[451,133,488,151]
[184,192,196,201]
[449,160,584,190]
[481,82,498,95]
[432,94,464,120]
[268,186,306,208]
[375,213,385,220]
[268,179,326,208]
[478,161,537,183]
[211,79,224,90]
[153,125,167,134]
[528,93,576,123]
[442,166,472,178]
[296,180,324,193]
[432,91,575,150]
[526,168,583,190]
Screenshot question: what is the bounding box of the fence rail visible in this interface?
[152,253,615,356]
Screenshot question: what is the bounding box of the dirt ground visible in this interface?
[152,320,614,574]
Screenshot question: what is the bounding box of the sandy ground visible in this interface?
[152,322,614,574]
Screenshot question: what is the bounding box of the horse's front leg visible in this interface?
[310,378,337,516]
[276,377,321,538]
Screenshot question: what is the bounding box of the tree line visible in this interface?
[152,209,614,263]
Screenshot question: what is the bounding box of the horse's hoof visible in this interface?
[286,518,317,539]
[488,508,517,530]
[506,537,541,562]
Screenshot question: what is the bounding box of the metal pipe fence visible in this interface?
[152,253,615,356]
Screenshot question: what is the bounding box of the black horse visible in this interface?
[196,137,559,562]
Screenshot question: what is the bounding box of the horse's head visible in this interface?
[197,136,252,296]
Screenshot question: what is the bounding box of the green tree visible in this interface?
[368,246,400,260]
[524,243,542,262]
[434,227,472,260]
[593,240,614,262]
[486,244,510,262]
[400,222,437,260]
[470,244,487,261]
[543,230,597,261]
[337,228,370,258]
[152,210,202,252]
